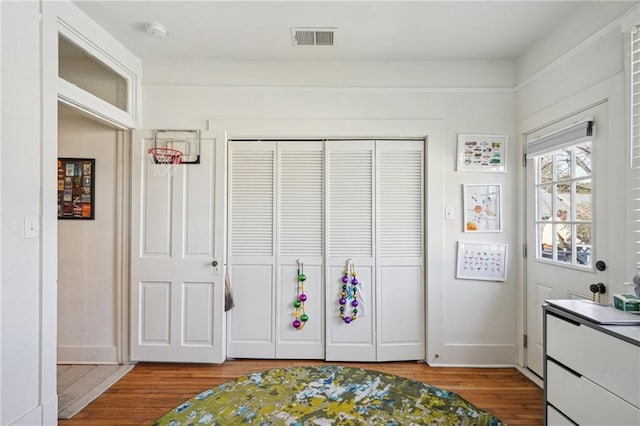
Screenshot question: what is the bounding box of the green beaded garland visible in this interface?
[339,306,345,311]
[298,273,306,282]
[300,314,309,322]
[293,300,301,308]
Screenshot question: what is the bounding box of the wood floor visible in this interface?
[59,359,543,425]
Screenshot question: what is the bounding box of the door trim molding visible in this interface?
[115,129,131,363]
[210,119,444,363]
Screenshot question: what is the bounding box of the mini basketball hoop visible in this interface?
[148,147,183,176]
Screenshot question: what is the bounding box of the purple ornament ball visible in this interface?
[351,300,359,307]
[341,276,349,283]
[292,320,301,329]
[339,297,346,305]
[351,278,359,285]
[343,316,352,324]
[298,293,307,302]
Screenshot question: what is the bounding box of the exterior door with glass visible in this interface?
[525,104,610,377]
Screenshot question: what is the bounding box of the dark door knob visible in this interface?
[212,260,218,267]
[595,260,606,271]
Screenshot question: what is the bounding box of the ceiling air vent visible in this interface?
[291,27,336,46]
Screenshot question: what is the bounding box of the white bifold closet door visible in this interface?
[228,139,424,362]
[227,141,324,359]
[324,140,424,362]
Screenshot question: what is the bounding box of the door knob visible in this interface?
[212,260,218,267]
[595,260,606,271]
[589,282,606,294]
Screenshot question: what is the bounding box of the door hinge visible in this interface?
[522,153,527,167]
[523,243,527,258]
[523,334,528,348]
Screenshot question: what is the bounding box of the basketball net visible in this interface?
[148,147,183,176]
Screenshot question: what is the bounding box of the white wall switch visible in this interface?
[444,206,454,220]
[24,215,39,239]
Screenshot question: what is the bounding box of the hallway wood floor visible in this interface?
[58,359,543,425]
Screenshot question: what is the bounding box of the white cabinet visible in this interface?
[543,301,640,426]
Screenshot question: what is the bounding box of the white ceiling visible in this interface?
[73,1,636,62]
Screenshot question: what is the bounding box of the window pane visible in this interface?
[534,140,592,268]
[539,223,552,258]
[576,224,592,267]
[539,153,553,184]
[555,149,571,181]
[555,183,571,216]
[537,185,552,220]
[58,34,128,112]
[574,142,591,178]
[556,223,572,264]
[575,178,591,221]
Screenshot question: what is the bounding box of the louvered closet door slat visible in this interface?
[230,150,275,256]
[328,151,373,257]
[279,150,323,256]
[378,149,423,257]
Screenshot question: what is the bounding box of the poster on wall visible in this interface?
[463,184,502,232]
[457,134,507,172]
[456,242,507,282]
[57,158,95,220]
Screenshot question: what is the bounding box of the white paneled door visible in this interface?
[130,130,225,363]
[525,103,610,377]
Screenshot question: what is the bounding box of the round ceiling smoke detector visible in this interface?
[146,22,167,38]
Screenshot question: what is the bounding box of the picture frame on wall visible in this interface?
[457,134,507,172]
[57,158,95,220]
[463,184,502,232]
[456,241,507,282]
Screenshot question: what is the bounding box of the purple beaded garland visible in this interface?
[293,262,308,331]
[339,261,361,324]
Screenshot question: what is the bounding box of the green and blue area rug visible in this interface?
[153,365,504,425]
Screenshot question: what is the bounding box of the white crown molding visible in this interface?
[515,12,626,93]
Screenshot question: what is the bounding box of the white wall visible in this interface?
[516,6,632,294]
[1,1,57,424]
[57,106,119,363]
[142,61,520,365]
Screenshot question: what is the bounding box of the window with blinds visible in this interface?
[631,25,640,269]
[526,120,594,268]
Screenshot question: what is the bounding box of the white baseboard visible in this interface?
[427,343,517,366]
[57,345,117,363]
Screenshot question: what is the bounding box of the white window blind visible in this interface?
[631,25,640,268]
[526,119,593,158]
